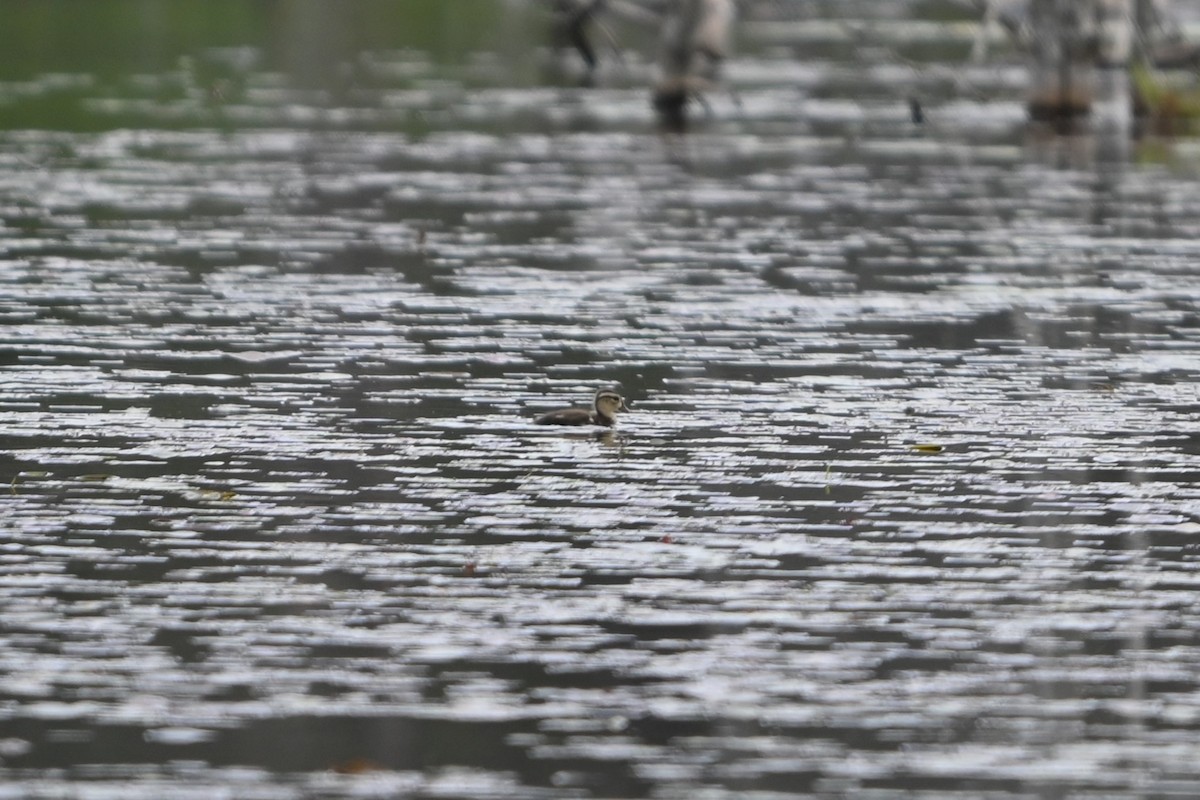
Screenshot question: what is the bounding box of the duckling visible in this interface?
[534,388,628,427]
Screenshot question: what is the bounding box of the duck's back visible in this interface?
[535,407,596,426]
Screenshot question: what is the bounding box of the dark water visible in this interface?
[4,2,1200,798]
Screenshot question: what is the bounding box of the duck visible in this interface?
[534,388,628,427]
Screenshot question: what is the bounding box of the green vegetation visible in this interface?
[0,0,526,131]
[0,0,512,79]
[1132,64,1200,135]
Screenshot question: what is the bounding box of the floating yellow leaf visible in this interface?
[911,444,944,453]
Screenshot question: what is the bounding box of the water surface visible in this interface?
[3,1,1200,798]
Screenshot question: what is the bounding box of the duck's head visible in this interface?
[594,388,627,418]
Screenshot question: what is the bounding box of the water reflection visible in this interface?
[3,1,1200,799]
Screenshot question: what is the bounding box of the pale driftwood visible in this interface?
[652,0,736,129]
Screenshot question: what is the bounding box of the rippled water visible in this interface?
[5,2,1200,798]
